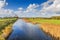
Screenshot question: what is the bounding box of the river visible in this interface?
[8,19,51,40]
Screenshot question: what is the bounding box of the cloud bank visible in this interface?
[0,0,60,18]
[0,0,15,18]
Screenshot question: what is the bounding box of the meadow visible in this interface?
[23,18,60,24]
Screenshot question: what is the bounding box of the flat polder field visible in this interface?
[0,17,17,40]
[23,17,60,40]
[0,17,60,40]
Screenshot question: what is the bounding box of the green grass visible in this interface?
[0,18,18,40]
[26,18,60,24]
[0,18,17,34]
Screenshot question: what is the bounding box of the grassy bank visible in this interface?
[23,18,60,40]
[0,18,17,40]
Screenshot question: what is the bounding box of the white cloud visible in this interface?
[0,9,15,17]
[25,4,39,13]
[0,0,6,8]
[15,4,40,17]
[37,0,60,17]
[0,0,15,18]
[18,7,23,11]
[0,0,60,18]
[15,1,54,18]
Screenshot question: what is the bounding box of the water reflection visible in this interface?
[8,19,51,40]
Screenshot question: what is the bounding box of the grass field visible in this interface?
[0,18,60,40]
[0,18,17,32]
[23,18,60,24]
[0,18,17,40]
[23,18,60,40]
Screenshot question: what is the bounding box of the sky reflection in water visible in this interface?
[8,19,51,40]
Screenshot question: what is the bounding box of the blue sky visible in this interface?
[0,0,60,18]
[5,0,48,10]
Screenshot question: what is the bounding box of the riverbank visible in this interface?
[40,23,60,40]
[23,18,60,40]
[0,18,18,40]
[0,24,13,40]
[2,24,13,37]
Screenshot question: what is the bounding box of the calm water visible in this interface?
[8,19,51,40]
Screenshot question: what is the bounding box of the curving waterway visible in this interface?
[8,19,52,40]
